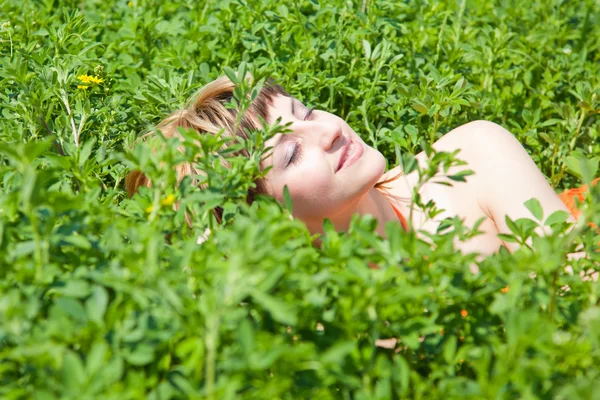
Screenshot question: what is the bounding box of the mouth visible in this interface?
[336,137,363,172]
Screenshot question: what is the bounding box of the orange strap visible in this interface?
[388,201,409,232]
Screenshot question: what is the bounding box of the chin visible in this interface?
[366,148,387,181]
[353,148,386,193]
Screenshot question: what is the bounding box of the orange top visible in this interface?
[558,178,599,220]
[559,177,599,230]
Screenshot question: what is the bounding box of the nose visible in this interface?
[313,119,343,151]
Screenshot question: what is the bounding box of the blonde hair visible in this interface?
[125,75,290,223]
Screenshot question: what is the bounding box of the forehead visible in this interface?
[265,93,294,125]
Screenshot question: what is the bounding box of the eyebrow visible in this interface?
[270,134,283,152]
[305,107,315,119]
[270,97,296,149]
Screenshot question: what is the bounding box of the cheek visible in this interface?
[287,157,335,202]
[267,161,338,218]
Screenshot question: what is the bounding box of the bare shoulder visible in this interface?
[431,120,520,156]
[381,120,518,192]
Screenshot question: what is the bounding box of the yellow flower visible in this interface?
[77,74,104,85]
[128,1,133,6]
[145,205,154,213]
[88,75,104,84]
[78,74,92,84]
[161,194,175,206]
[77,85,89,90]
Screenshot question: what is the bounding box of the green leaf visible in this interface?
[443,336,457,364]
[579,157,598,185]
[78,138,96,168]
[249,347,285,369]
[85,285,108,324]
[223,66,239,85]
[33,391,56,400]
[51,280,91,298]
[251,290,297,325]
[363,39,372,59]
[505,215,519,235]
[85,340,108,376]
[565,156,582,178]
[55,297,87,323]
[321,341,356,364]
[125,344,155,366]
[411,102,428,114]
[540,118,563,127]
[277,4,288,17]
[237,318,254,356]
[64,234,92,250]
[283,185,293,212]
[545,210,570,226]
[63,351,86,392]
[169,374,200,397]
[257,265,286,292]
[12,240,36,258]
[448,169,475,182]
[19,166,37,210]
[394,356,411,396]
[524,198,543,221]
[453,76,466,91]
[100,356,124,386]
[402,332,421,350]
[401,152,418,174]
[497,233,519,243]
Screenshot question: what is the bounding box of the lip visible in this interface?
[336,137,363,172]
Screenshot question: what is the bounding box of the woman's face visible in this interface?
[261,94,387,224]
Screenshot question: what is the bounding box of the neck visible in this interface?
[305,187,400,237]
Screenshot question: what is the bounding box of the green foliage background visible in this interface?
[1,0,600,398]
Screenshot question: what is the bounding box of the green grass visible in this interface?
[1,0,600,398]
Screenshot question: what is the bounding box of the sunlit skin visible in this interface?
[262,94,577,256]
[262,95,399,236]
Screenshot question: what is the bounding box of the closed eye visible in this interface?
[287,108,313,165]
[281,100,313,168]
[285,142,302,167]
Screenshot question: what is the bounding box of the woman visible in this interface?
[126,76,597,257]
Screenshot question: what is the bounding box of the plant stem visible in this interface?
[29,211,44,281]
[205,313,221,400]
[549,267,558,317]
[454,0,467,46]
[432,112,439,142]
[61,90,79,146]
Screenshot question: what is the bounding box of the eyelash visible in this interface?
[288,144,302,166]
[286,107,314,167]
